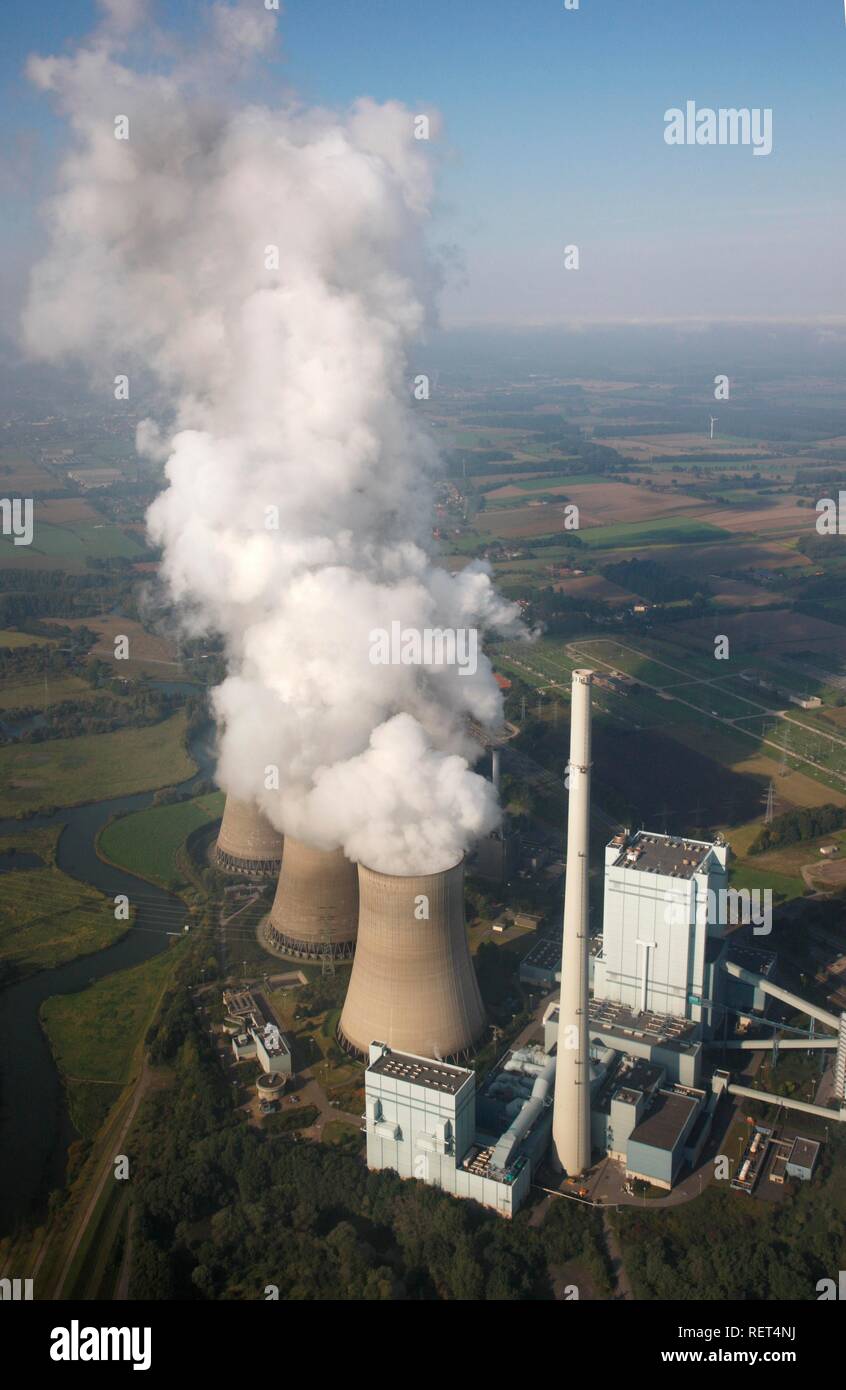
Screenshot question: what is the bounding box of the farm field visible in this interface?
[499,632,846,815]
[579,517,731,549]
[0,451,59,492]
[476,504,577,540]
[0,709,196,817]
[592,433,772,459]
[0,629,56,649]
[0,673,106,710]
[550,481,713,526]
[0,519,144,567]
[0,825,123,976]
[61,614,185,677]
[671,609,846,662]
[99,791,224,888]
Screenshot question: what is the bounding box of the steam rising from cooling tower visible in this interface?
[215,794,282,878]
[21,0,525,878]
[551,669,594,1176]
[338,859,486,1062]
[264,838,359,961]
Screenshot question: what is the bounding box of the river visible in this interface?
[0,722,216,1236]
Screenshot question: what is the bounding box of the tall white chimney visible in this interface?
[491,748,501,793]
[551,668,594,1175]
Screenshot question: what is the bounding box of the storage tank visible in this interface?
[215,794,283,878]
[264,837,359,960]
[338,858,486,1063]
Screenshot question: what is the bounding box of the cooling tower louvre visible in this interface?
[264,838,359,961]
[338,859,486,1064]
[215,794,283,878]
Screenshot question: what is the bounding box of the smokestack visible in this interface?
[492,748,501,793]
[551,669,594,1176]
[265,838,359,960]
[215,795,283,878]
[338,858,485,1062]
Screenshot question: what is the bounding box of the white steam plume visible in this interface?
[22,2,525,873]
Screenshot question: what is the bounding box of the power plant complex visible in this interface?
[216,669,846,1219]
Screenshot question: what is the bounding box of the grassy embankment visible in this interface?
[98,791,224,890]
[0,825,124,978]
[41,946,181,1140]
[27,939,188,1300]
[0,709,196,818]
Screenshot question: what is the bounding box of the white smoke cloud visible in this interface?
[22,2,526,873]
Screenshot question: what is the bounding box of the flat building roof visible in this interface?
[629,1090,698,1152]
[368,1048,472,1096]
[788,1137,820,1169]
[611,831,715,880]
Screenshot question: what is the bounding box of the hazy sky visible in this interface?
[1,0,844,330]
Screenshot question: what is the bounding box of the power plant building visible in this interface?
[215,795,283,878]
[364,1043,545,1216]
[594,830,730,1027]
[223,988,293,1077]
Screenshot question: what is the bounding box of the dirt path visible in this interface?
[53,1058,157,1300]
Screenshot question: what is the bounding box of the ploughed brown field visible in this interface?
[551,573,636,604]
[482,504,576,538]
[61,615,182,673]
[558,482,711,527]
[597,539,807,577]
[34,497,104,525]
[709,578,778,609]
[695,499,817,535]
[670,608,846,660]
[591,433,772,459]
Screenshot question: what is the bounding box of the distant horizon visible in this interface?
[1,0,843,330]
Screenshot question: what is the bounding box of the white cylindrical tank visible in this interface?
[265,838,359,961]
[338,858,486,1063]
[215,795,283,878]
[551,668,594,1176]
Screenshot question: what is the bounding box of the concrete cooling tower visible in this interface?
[264,838,359,961]
[338,859,486,1063]
[215,795,283,878]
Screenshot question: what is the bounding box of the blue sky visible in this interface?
[1,0,844,327]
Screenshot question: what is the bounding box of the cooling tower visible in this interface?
[215,795,283,878]
[338,858,486,1063]
[551,669,594,1176]
[264,838,359,961]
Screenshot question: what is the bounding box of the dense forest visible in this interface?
[615,1138,846,1301]
[750,803,846,855]
[601,557,710,604]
